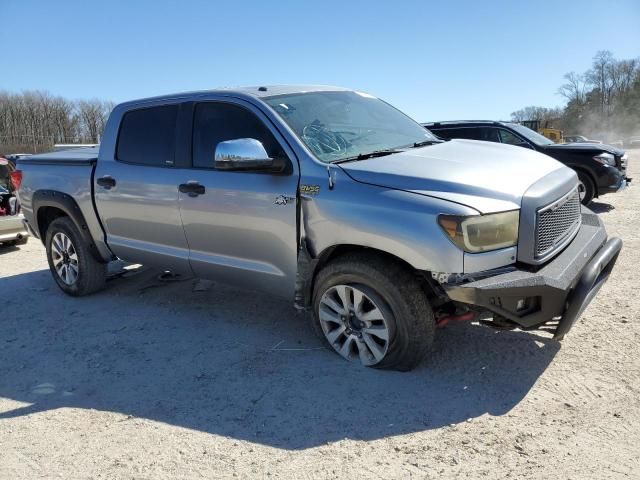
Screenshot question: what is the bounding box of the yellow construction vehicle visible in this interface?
[522,120,564,143]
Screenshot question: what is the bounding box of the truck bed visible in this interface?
[16,147,113,260]
[18,147,99,165]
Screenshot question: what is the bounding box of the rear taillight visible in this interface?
[10,170,22,191]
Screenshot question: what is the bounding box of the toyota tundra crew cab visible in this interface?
[16,86,622,371]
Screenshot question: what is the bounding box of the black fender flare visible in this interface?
[32,190,108,264]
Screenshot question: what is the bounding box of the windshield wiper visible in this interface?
[332,149,404,164]
[411,139,443,148]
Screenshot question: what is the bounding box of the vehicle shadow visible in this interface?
[0,243,21,255]
[0,268,560,450]
[589,201,615,214]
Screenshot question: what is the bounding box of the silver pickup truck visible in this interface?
[17,85,622,370]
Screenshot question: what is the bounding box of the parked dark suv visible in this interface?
[423,121,630,204]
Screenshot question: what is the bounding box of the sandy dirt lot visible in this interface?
[1,152,639,479]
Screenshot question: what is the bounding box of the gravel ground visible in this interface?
[1,152,639,479]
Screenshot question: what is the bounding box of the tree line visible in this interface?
[3,52,638,155]
[511,51,640,141]
[0,91,114,154]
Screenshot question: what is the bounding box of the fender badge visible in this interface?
[275,195,288,206]
[300,184,320,196]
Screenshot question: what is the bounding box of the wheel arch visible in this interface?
[33,190,109,263]
[296,242,442,310]
[570,166,598,198]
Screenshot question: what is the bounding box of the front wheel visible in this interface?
[45,217,107,296]
[312,253,436,371]
[577,171,595,205]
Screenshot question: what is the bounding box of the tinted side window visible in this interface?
[116,105,178,166]
[433,127,481,140]
[498,129,528,146]
[429,128,453,140]
[477,127,500,142]
[192,102,286,169]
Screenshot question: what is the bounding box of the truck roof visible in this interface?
[422,120,513,127]
[116,85,351,109]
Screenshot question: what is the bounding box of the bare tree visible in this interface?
[558,72,587,105]
[0,91,114,154]
[510,106,562,125]
[585,50,616,116]
[511,51,640,140]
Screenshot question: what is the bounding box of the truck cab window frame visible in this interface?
[115,104,179,167]
[190,101,291,173]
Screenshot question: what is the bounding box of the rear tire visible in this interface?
[312,253,435,371]
[45,217,107,296]
[577,171,595,205]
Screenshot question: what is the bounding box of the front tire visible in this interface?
[312,253,435,371]
[577,171,595,205]
[45,217,107,296]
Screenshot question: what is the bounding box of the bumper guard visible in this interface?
[445,212,622,339]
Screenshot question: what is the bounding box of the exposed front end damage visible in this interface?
[442,211,621,338]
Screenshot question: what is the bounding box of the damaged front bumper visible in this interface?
[444,212,622,339]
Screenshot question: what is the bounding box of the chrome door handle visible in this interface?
[179,182,205,197]
[97,176,116,189]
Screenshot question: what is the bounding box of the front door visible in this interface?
[178,100,299,298]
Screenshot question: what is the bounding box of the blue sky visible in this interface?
[2,0,639,121]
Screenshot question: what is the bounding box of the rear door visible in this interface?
[431,127,482,141]
[178,99,299,298]
[94,103,191,274]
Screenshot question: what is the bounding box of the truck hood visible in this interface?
[338,139,565,213]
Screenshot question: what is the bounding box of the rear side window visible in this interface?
[192,102,286,169]
[429,128,453,140]
[432,127,481,140]
[477,127,500,142]
[116,105,178,166]
[436,127,518,143]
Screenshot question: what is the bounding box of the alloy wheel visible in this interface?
[51,232,79,285]
[577,180,586,202]
[318,284,390,366]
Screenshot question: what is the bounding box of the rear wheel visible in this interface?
[577,171,595,205]
[45,217,107,296]
[312,253,435,371]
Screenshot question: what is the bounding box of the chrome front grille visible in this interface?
[535,188,581,258]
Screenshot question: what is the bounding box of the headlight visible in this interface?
[593,153,616,166]
[438,210,519,253]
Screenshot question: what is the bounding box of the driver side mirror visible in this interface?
[214,138,284,172]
